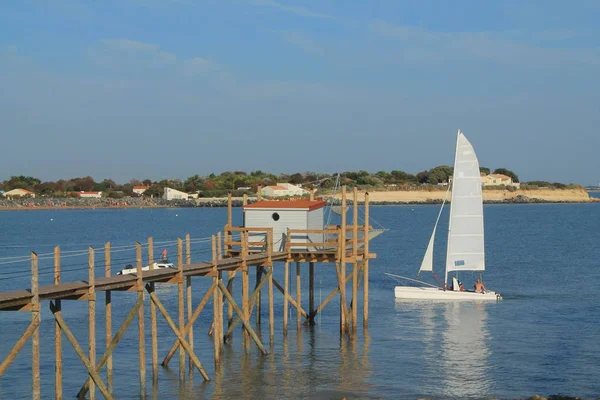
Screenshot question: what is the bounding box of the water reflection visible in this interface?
[441,302,491,398]
[395,300,491,399]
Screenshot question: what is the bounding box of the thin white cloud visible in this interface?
[246,0,331,19]
[280,31,325,55]
[368,19,600,68]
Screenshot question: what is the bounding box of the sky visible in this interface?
[1,0,599,185]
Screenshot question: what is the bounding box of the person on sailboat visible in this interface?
[474,279,486,293]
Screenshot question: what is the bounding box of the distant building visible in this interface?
[261,183,309,198]
[163,187,190,200]
[4,188,36,198]
[481,174,520,188]
[237,187,251,191]
[77,191,103,198]
[133,186,149,195]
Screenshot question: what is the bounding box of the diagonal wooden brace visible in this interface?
[0,315,40,376]
[49,301,113,400]
[145,284,211,381]
[162,282,216,366]
[76,296,144,398]
[303,271,353,325]
[225,267,271,338]
[217,280,268,355]
[271,277,309,318]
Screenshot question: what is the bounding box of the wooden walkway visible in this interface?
[0,252,289,311]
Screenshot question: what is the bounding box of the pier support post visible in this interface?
[54,246,63,399]
[363,192,370,329]
[148,237,158,384]
[177,239,185,380]
[296,261,301,330]
[283,261,289,334]
[32,252,40,400]
[136,243,146,396]
[241,232,250,349]
[339,186,349,335]
[267,230,275,343]
[309,262,315,325]
[212,236,223,366]
[104,242,113,393]
[352,187,359,333]
[255,267,262,326]
[88,247,97,400]
[185,234,194,373]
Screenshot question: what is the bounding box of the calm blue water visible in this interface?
[0,204,599,399]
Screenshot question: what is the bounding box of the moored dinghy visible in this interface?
[392,130,501,300]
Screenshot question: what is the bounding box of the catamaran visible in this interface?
[391,130,501,300]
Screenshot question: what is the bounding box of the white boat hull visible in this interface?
[395,286,501,301]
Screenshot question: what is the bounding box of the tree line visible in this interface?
[0,167,535,198]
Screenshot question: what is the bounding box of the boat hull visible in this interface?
[394,286,501,300]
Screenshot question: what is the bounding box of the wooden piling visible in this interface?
[136,243,146,395]
[104,242,113,393]
[363,192,370,329]
[54,246,63,399]
[352,186,359,332]
[283,261,289,334]
[32,252,40,400]
[257,185,262,202]
[88,247,96,400]
[212,236,223,366]
[255,267,262,326]
[296,261,301,330]
[340,186,348,334]
[267,230,274,343]
[241,231,250,349]
[177,239,185,380]
[148,237,158,383]
[309,262,315,325]
[185,234,194,372]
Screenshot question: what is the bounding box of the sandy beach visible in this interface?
[334,187,597,203]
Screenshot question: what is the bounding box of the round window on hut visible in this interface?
[271,212,280,221]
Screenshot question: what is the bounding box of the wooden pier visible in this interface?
[0,187,375,399]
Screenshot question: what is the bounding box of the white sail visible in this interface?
[418,186,450,274]
[446,131,485,274]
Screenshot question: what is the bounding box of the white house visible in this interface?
[163,187,190,200]
[77,191,102,198]
[243,199,327,251]
[261,183,309,198]
[3,188,36,198]
[481,174,520,188]
[133,186,149,195]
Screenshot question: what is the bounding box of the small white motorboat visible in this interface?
[117,260,176,275]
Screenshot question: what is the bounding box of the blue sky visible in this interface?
[1,0,599,184]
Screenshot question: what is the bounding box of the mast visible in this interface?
[444,129,461,288]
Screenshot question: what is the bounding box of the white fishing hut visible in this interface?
[243,199,328,251]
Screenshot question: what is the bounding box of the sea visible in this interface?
[0,200,599,399]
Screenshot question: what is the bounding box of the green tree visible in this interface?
[427,166,453,185]
[492,168,519,183]
[5,175,41,190]
[290,173,305,185]
[416,171,429,184]
[479,167,490,175]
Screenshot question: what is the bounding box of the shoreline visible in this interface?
[0,189,597,211]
